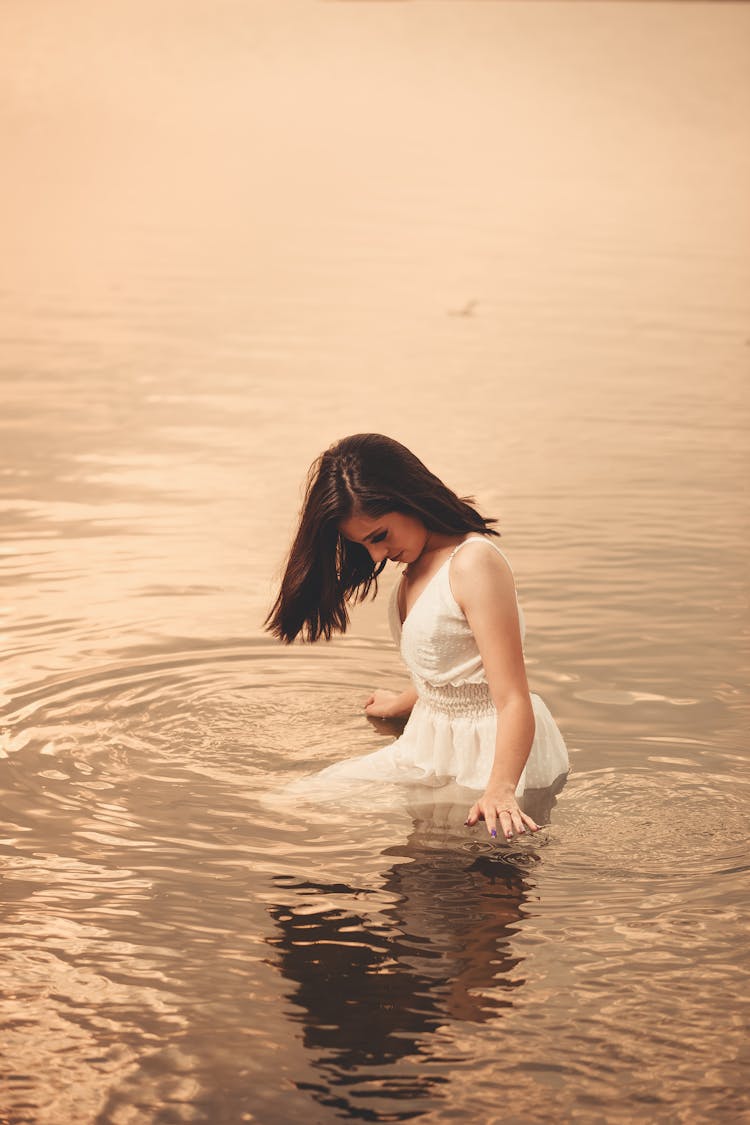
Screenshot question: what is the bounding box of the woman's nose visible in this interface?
[368,544,388,564]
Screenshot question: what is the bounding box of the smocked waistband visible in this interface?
[416,680,495,718]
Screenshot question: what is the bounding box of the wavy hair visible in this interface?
[265,433,499,642]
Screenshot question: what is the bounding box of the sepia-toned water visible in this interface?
[1,1,749,1121]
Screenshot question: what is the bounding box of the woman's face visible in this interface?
[339,511,429,567]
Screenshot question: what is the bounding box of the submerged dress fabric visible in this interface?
[317,537,569,795]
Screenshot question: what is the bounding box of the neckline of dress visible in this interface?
[396,535,487,629]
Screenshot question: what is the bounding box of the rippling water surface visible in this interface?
[2,1,749,1121]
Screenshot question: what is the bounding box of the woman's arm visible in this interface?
[450,544,540,840]
[364,684,418,720]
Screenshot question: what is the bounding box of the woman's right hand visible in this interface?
[364,688,415,720]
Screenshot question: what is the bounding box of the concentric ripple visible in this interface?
[1,634,749,1124]
[547,764,750,885]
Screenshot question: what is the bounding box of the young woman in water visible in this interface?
[265,433,568,841]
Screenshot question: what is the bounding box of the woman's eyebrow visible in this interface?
[362,528,385,543]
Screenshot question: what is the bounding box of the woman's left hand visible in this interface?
[465,788,539,840]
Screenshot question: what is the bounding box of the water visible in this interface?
[1,1,749,1121]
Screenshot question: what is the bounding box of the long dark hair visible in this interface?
[265,433,499,643]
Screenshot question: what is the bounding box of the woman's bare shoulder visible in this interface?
[449,538,516,606]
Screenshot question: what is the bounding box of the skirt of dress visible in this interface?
[311,691,569,795]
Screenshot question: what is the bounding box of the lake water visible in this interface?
[1,1,749,1122]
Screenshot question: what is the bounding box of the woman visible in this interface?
[266,433,569,840]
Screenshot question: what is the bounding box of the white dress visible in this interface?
[317,537,569,795]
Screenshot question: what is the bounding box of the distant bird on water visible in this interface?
[447,299,478,318]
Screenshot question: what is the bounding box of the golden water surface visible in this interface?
[1,1,749,1122]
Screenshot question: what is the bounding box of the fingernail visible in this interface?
[490,829,497,838]
[519,827,526,834]
[505,832,512,839]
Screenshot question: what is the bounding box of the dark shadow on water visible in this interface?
[266,783,562,1121]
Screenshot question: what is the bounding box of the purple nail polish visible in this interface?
[490,828,497,838]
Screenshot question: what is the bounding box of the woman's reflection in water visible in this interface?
[266,784,561,1118]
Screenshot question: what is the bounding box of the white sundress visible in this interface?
[316,537,569,796]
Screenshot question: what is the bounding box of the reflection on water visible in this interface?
[269,864,523,1114]
[1,0,750,1121]
[267,817,540,1116]
[264,782,556,1110]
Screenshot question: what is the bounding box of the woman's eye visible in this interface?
[371,531,387,544]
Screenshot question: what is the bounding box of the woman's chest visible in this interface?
[399,591,480,674]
